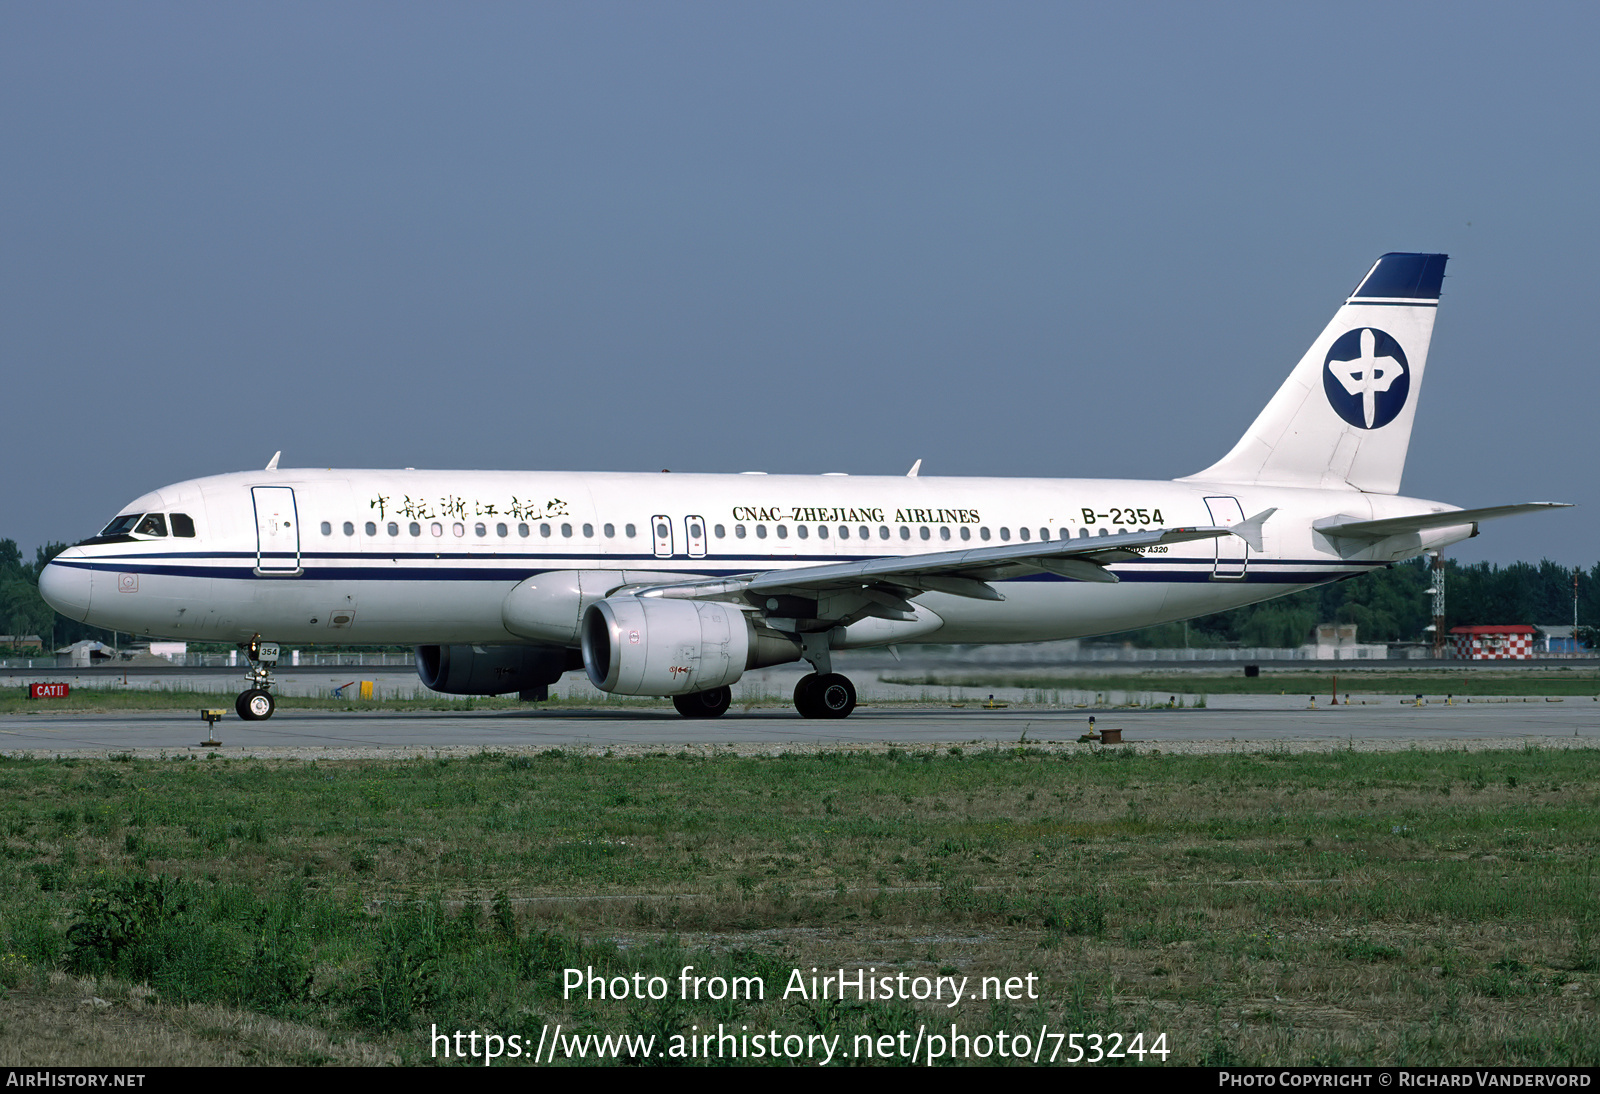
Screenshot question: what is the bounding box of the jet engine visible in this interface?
[581,596,801,696]
[414,644,576,697]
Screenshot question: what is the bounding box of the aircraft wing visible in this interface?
[634,524,1235,608]
[1315,502,1572,541]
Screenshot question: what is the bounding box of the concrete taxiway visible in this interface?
[2,698,1597,758]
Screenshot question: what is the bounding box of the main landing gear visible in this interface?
[790,630,857,719]
[793,673,856,719]
[235,636,279,721]
[673,686,732,718]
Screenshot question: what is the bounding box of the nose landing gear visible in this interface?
[235,637,279,721]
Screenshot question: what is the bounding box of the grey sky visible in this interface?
[3,3,1593,566]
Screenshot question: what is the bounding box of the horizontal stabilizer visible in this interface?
[1315,502,1571,541]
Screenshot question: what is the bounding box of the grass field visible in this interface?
[2,745,1598,1066]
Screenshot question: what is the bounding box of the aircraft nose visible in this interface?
[38,558,92,622]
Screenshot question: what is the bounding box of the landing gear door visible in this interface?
[685,515,708,559]
[651,515,674,559]
[253,486,302,575]
[1203,496,1247,580]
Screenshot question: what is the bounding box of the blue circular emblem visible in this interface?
[1323,327,1409,430]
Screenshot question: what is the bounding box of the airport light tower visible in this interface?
[1424,551,1447,659]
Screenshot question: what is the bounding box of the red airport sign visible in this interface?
[27,683,70,699]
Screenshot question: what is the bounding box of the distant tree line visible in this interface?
[3,535,1596,654]
[0,540,119,653]
[1109,557,1600,649]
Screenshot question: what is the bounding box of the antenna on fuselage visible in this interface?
[265,451,281,472]
[906,459,922,477]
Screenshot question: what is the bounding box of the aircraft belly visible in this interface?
[206,576,518,645]
[921,575,1311,645]
[74,570,217,641]
[921,580,1172,644]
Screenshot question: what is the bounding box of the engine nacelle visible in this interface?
[581,596,800,695]
[501,569,714,644]
[415,644,574,696]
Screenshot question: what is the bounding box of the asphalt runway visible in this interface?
[3,699,1598,757]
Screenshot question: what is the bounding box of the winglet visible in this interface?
[265,451,281,472]
[906,459,922,478]
[1232,507,1277,552]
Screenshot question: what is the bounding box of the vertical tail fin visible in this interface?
[1181,252,1447,495]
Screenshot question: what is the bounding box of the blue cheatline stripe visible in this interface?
[49,557,1380,585]
[59,547,1381,567]
[1342,299,1437,308]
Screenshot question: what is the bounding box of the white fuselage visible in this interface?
[42,467,1474,648]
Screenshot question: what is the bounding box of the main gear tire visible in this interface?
[813,673,857,719]
[673,686,733,718]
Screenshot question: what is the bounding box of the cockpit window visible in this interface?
[134,513,168,537]
[170,513,196,537]
[100,514,142,537]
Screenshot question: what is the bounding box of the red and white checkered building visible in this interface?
[1449,625,1536,660]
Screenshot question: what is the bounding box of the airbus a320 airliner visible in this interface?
[39,253,1567,721]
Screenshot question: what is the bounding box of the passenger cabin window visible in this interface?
[1000,527,1011,541]
[134,514,168,537]
[582,523,593,537]
[171,513,197,537]
[518,523,529,537]
[496,523,508,537]
[1019,527,1030,541]
[605,523,616,538]
[899,527,910,540]
[409,522,421,536]
[919,527,930,541]
[625,524,636,538]
[475,523,487,537]
[980,527,991,541]
[366,522,377,535]
[320,522,332,536]
[960,527,970,541]
[388,522,399,536]
[343,521,355,536]
[776,525,787,540]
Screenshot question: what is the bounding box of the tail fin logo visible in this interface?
[1323,327,1409,429]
